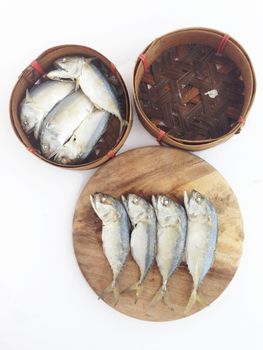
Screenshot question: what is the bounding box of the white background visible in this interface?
[0,1,262,349]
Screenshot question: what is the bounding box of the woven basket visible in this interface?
[10,45,132,169]
[133,28,256,151]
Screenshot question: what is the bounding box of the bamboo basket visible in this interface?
[133,27,256,151]
[10,45,132,169]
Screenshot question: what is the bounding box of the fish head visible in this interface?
[90,193,120,222]
[152,195,183,225]
[54,140,81,165]
[49,56,84,80]
[40,131,61,159]
[184,190,209,219]
[20,103,39,134]
[124,194,150,225]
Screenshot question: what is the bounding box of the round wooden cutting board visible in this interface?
[73,146,243,321]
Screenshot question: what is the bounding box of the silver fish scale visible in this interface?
[184,190,218,289]
[198,204,217,284]
[100,201,130,283]
[155,204,187,282]
[124,195,157,284]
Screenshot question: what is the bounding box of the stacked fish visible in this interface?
[20,56,123,164]
[90,190,218,313]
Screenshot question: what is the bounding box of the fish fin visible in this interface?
[113,283,120,306]
[114,117,126,137]
[84,57,96,64]
[98,283,112,300]
[122,282,143,304]
[99,281,120,306]
[150,284,174,311]
[196,291,208,307]
[150,287,163,307]
[163,289,175,311]
[47,69,73,81]
[184,289,208,314]
[25,89,33,103]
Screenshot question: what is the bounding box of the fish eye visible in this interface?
[132,197,138,204]
[42,144,49,151]
[60,157,68,164]
[23,121,28,126]
[62,57,67,63]
[101,197,106,203]
[161,197,169,206]
[196,195,202,203]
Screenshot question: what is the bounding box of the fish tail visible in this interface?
[113,283,120,306]
[122,281,143,303]
[184,288,208,314]
[99,280,120,306]
[117,118,127,137]
[150,283,175,311]
[163,288,175,311]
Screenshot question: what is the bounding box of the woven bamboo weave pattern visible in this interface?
[139,44,244,140]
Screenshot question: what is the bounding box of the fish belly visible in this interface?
[156,226,183,281]
[186,221,215,287]
[131,222,151,279]
[102,221,129,280]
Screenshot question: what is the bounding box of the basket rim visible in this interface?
[10,44,133,170]
[133,27,256,147]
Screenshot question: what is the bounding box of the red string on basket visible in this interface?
[238,116,246,125]
[110,62,116,75]
[107,150,116,158]
[27,146,36,154]
[156,129,166,142]
[139,53,148,71]
[30,60,45,75]
[216,34,230,55]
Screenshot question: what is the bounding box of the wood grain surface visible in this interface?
[73,146,243,321]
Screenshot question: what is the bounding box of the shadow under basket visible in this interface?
[10,44,132,169]
[133,27,256,151]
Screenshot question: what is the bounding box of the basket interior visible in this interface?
[134,29,255,143]
[10,45,131,168]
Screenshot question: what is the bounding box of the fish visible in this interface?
[54,110,110,164]
[47,56,123,131]
[20,80,75,139]
[184,190,218,313]
[121,194,156,302]
[90,193,130,305]
[39,90,94,159]
[151,195,187,310]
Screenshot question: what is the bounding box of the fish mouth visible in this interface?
[128,193,140,205]
[93,192,113,205]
